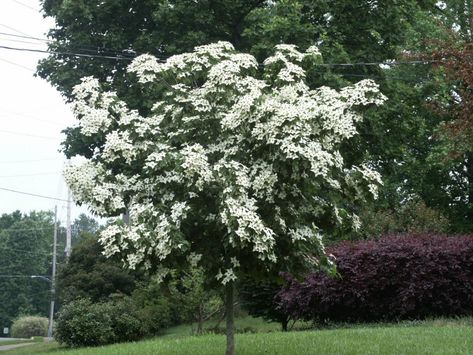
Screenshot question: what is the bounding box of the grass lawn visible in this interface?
[5,319,473,354]
[0,340,30,346]
[0,337,44,347]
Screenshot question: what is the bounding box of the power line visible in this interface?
[0,36,50,47]
[0,274,51,280]
[0,57,34,71]
[0,227,54,232]
[0,172,60,178]
[0,31,51,43]
[0,44,133,60]
[0,226,81,232]
[0,43,444,67]
[0,114,66,128]
[0,107,68,127]
[0,31,140,58]
[0,24,30,36]
[9,0,39,12]
[0,246,51,256]
[0,157,59,164]
[0,128,60,140]
[0,187,68,202]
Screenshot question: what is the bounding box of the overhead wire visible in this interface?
[0,187,69,202]
[0,31,49,43]
[0,57,34,71]
[0,31,141,58]
[9,0,39,13]
[0,41,443,67]
[0,23,30,36]
[0,172,60,178]
[0,107,70,127]
[0,157,60,164]
[0,227,54,232]
[0,128,61,140]
[0,44,133,60]
[0,114,65,128]
[0,246,51,256]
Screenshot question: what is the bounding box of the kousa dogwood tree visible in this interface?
[64,42,385,354]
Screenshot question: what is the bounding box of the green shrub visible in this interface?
[108,295,148,342]
[55,297,148,347]
[55,299,114,347]
[11,316,48,338]
[130,278,176,334]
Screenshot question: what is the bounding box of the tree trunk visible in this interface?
[281,317,288,332]
[225,281,235,355]
[197,302,203,335]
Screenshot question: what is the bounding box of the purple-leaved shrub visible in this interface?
[277,234,473,323]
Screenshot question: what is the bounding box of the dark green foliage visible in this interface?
[130,279,175,334]
[240,279,290,331]
[0,211,56,329]
[353,199,450,241]
[57,233,199,337]
[11,316,48,338]
[55,298,114,347]
[40,0,473,236]
[57,233,137,303]
[55,297,147,347]
[167,268,222,334]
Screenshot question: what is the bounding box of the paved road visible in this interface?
[0,343,34,351]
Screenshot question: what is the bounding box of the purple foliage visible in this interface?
[277,234,473,322]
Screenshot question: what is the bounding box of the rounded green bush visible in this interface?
[55,297,147,347]
[55,298,114,347]
[11,316,48,338]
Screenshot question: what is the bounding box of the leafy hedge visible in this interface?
[278,234,473,323]
[11,316,48,338]
[55,297,147,347]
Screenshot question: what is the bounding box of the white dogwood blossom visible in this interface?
[65,42,385,283]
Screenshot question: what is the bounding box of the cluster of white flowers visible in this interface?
[181,144,213,189]
[289,226,322,243]
[187,252,202,267]
[72,77,115,136]
[66,41,385,283]
[216,268,238,285]
[102,131,136,163]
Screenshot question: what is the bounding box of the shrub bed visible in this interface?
[11,316,48,338]
[55,297,147,347]
[278,234,473,323]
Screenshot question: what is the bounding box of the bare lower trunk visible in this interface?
[225,281,235,355]
[196,302,203,335]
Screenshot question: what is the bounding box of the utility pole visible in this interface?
[65,188,72,259]
[47,206,57,339]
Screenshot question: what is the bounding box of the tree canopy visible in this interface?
[63,41,385,354]
[64,42,385,280]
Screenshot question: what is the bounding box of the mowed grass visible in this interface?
[6,322,473,355]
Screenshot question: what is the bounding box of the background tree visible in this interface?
[41,0,472,237]
[167,266,222,334]
[57,232,137,303]
[71,213,99,241]
[0,211,57,330]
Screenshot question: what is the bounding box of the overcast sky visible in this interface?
[0,0,92,225]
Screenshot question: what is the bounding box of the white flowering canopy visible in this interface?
[64,42,385,283]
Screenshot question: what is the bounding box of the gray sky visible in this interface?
[0,0,92,224]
